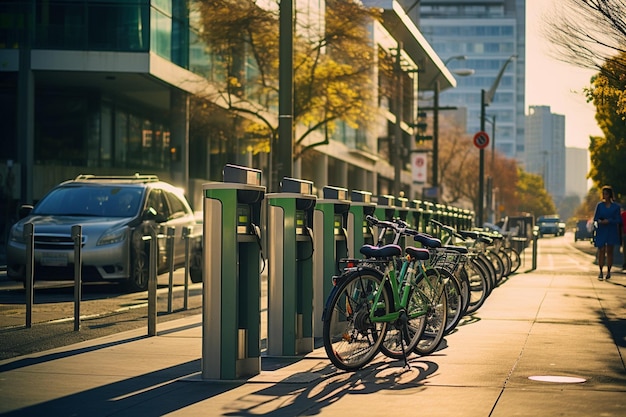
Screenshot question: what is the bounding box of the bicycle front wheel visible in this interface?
[414,268,448,356]
[380,284,427,360]
[322,269,390,371]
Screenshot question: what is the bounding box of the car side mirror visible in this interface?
[143,207,158,221]
[18,204,34,219]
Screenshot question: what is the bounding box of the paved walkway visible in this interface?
[1,237,625,416]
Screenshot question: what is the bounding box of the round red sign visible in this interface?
[473,131,490,149]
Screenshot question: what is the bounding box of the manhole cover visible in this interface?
[528,375,586,383]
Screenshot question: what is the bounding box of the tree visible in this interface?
[542,0,626,93]
[515,168,557,218]
[192,0,380,187]
[436,116,520,218]
[587,52,626,196]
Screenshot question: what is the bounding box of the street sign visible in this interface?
[473,131,490,149]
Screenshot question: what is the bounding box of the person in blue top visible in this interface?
[593,185,622,280]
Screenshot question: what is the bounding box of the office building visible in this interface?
[416,0,526,160]
[525,105,566,201]
[0,0,453,213]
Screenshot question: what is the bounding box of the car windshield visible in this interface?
[33,185,144,217]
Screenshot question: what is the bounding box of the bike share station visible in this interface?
[347,190,376,256]
[313,186,350,338]
[266,178,316,356]
[202,164,265,380]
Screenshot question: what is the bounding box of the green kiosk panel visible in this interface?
[202,164,265,380]
[267,177,316,356]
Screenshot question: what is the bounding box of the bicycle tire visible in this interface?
[440,267,464,335]
[486,249,505,285]
[507,247,521,273]
[379,282,428,359]
[464,258,489,315]
[413,268,448,356]
[498,248,512,277]
[322,269,390,371]
[476,253,496,294]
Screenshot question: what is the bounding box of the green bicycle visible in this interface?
[322,216,448,371]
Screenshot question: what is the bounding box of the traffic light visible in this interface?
[411,111,432,143]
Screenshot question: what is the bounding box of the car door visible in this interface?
[162,190,195,266]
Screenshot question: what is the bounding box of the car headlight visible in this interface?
[9,225,25,244]
[97,227,128,246]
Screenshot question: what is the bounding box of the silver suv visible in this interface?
[6,174,202,291]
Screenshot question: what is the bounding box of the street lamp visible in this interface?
[485,115,496,222]
[430,55,474,201]
[478,54,516,226]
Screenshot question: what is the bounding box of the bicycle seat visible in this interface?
[405,246,430,261]
[413,234,442,248]
[443,245,469,254]
[359,244,402,258]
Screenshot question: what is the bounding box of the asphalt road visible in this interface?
[0,271,204,360]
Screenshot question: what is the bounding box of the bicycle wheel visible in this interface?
[507,247,521,273]
[414,268,448,356]
[486,249,505,285]
[464,258,489,314]
[439,267,463,335]
[322,269,391,371]
[379,284,428,360]
[498,248,512,277]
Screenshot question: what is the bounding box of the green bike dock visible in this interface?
[374,195,396,244]
[313,186,350,338]
[347,190,376,256]
[266,177,316,356]
[202,164,265,380]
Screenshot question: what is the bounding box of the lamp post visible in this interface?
[431,55,473,201]
[478,54,516,226]
[485,115,496,223]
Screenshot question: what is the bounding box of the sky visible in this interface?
[525,0,603,149]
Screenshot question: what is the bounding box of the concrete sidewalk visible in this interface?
[1,238,625,416]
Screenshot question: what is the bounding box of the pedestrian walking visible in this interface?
[593,185,621,280]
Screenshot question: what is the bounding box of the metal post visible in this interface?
[166,226,175,314]
[24,222,34,329]
[532,230,538,270]
[432,79,439,201]
[72,225,82,331]
[147,223,158,336]
[182,226,192,310]
[393,41,403,197]
[277,0,294,192]
[478,89,486,226]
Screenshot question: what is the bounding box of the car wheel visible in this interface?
[127,248,149,292]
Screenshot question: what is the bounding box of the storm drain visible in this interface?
[528,375,586,383]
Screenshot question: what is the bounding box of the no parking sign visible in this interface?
[473,131,490,149]
[412,152,427,183]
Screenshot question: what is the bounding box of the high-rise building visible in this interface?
[416,0,526,160]
[525,105,566,201]
[566,147,590,201]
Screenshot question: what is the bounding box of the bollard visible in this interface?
[24,223,34,329]
[72,225,82,331]
[166,226,176,314]
[532,230,538,270]
[182,226,192,310]
[147,223,158,336]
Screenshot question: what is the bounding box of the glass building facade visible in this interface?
[417,0,526,160]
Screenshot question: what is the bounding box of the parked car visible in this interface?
[537,215,561,237]
[6,174,202,291]
[574,219,594,242]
